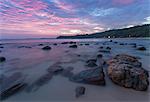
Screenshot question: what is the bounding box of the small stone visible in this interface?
[42,46,51,50]
[0,57,6,62]
[75,86,86,98]
[69,45,77,48]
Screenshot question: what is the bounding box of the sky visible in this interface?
[0,0,150,39]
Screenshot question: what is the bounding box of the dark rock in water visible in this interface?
[110,40,113,42]
[38,44,44,46]
[107,54,149,91]
[47,66,64,74]
[18,46,32,48]
[97,54,103,58]
[0,83,26,100]
[61,42,68,44]
[99,46,103,49]
[0,57,6,62]
[114,41,118,44]
[69,41,76,44]
[85,43,89,45]
[137,47,146,51]
[53,43,57,45]
[0,46,4,48]
[75,86,85,98]
[79,44,83,46]
[120,43,124,45]
[86,59,97,67]
[106,47,111,50]
[42,46,51,50]
[69,45,77,48]
[70,67,105,85]
[0,72,26,100]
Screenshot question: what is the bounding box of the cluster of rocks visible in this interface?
[107,54,149,91]
[99,46,111,53]
[61,41,76,44]
[69,44,78,48]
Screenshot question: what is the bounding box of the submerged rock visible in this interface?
[42,46,51,50]
[75,86,86,98]
[106,47,111,50]
[69,45,78,48]
[70,67,105,85]
[86,59,97,67]
[107,54,149,91]
[137,47,146,51]
[0,57,6,62]
[38,44,44,46]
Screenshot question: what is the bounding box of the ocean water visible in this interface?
[0,38,150,102]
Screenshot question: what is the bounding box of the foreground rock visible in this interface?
[107,54,149,91]
[42,46,51,50]
[70,67,105,85]
[0,72,26,100]
[75,86,86,98]
[0,57,6,62]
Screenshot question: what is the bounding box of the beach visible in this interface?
[0,38,150,102]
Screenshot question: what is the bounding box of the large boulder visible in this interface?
[70,67,105,85]
[86,59,97,67]
[107,54,149,91]
[69,45,78,48]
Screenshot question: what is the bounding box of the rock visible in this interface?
[106,47,111,50]
[114,41,118,44]
[18,46,32,48]
[0,46,4,48]
[110,40,113,42]
[70,67,105,85]
[85,43,89,45]
[0,57,6,62]
[61,42,68,44]
[53,43,57,45]
[47,66,64,74]
[137,47,146,51]
[97,54,103,58]
[42,46,51,50]
[75,86,86,98]
[1,83,26,100]
[38,44,44,46]
[0,72,26,100]
[99,46,103,49]
[69,41,76,44]
[86,59,97,67]
[69,45,77,48]
[120,43,124,45]
[107,54,149,91]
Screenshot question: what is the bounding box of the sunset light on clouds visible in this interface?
[0,0,149,39]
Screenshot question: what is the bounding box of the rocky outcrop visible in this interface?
[107,54,149,91]
[75,86,86,98]
[70,67,105,85]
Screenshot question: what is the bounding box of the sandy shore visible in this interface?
[0,38,150,102]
